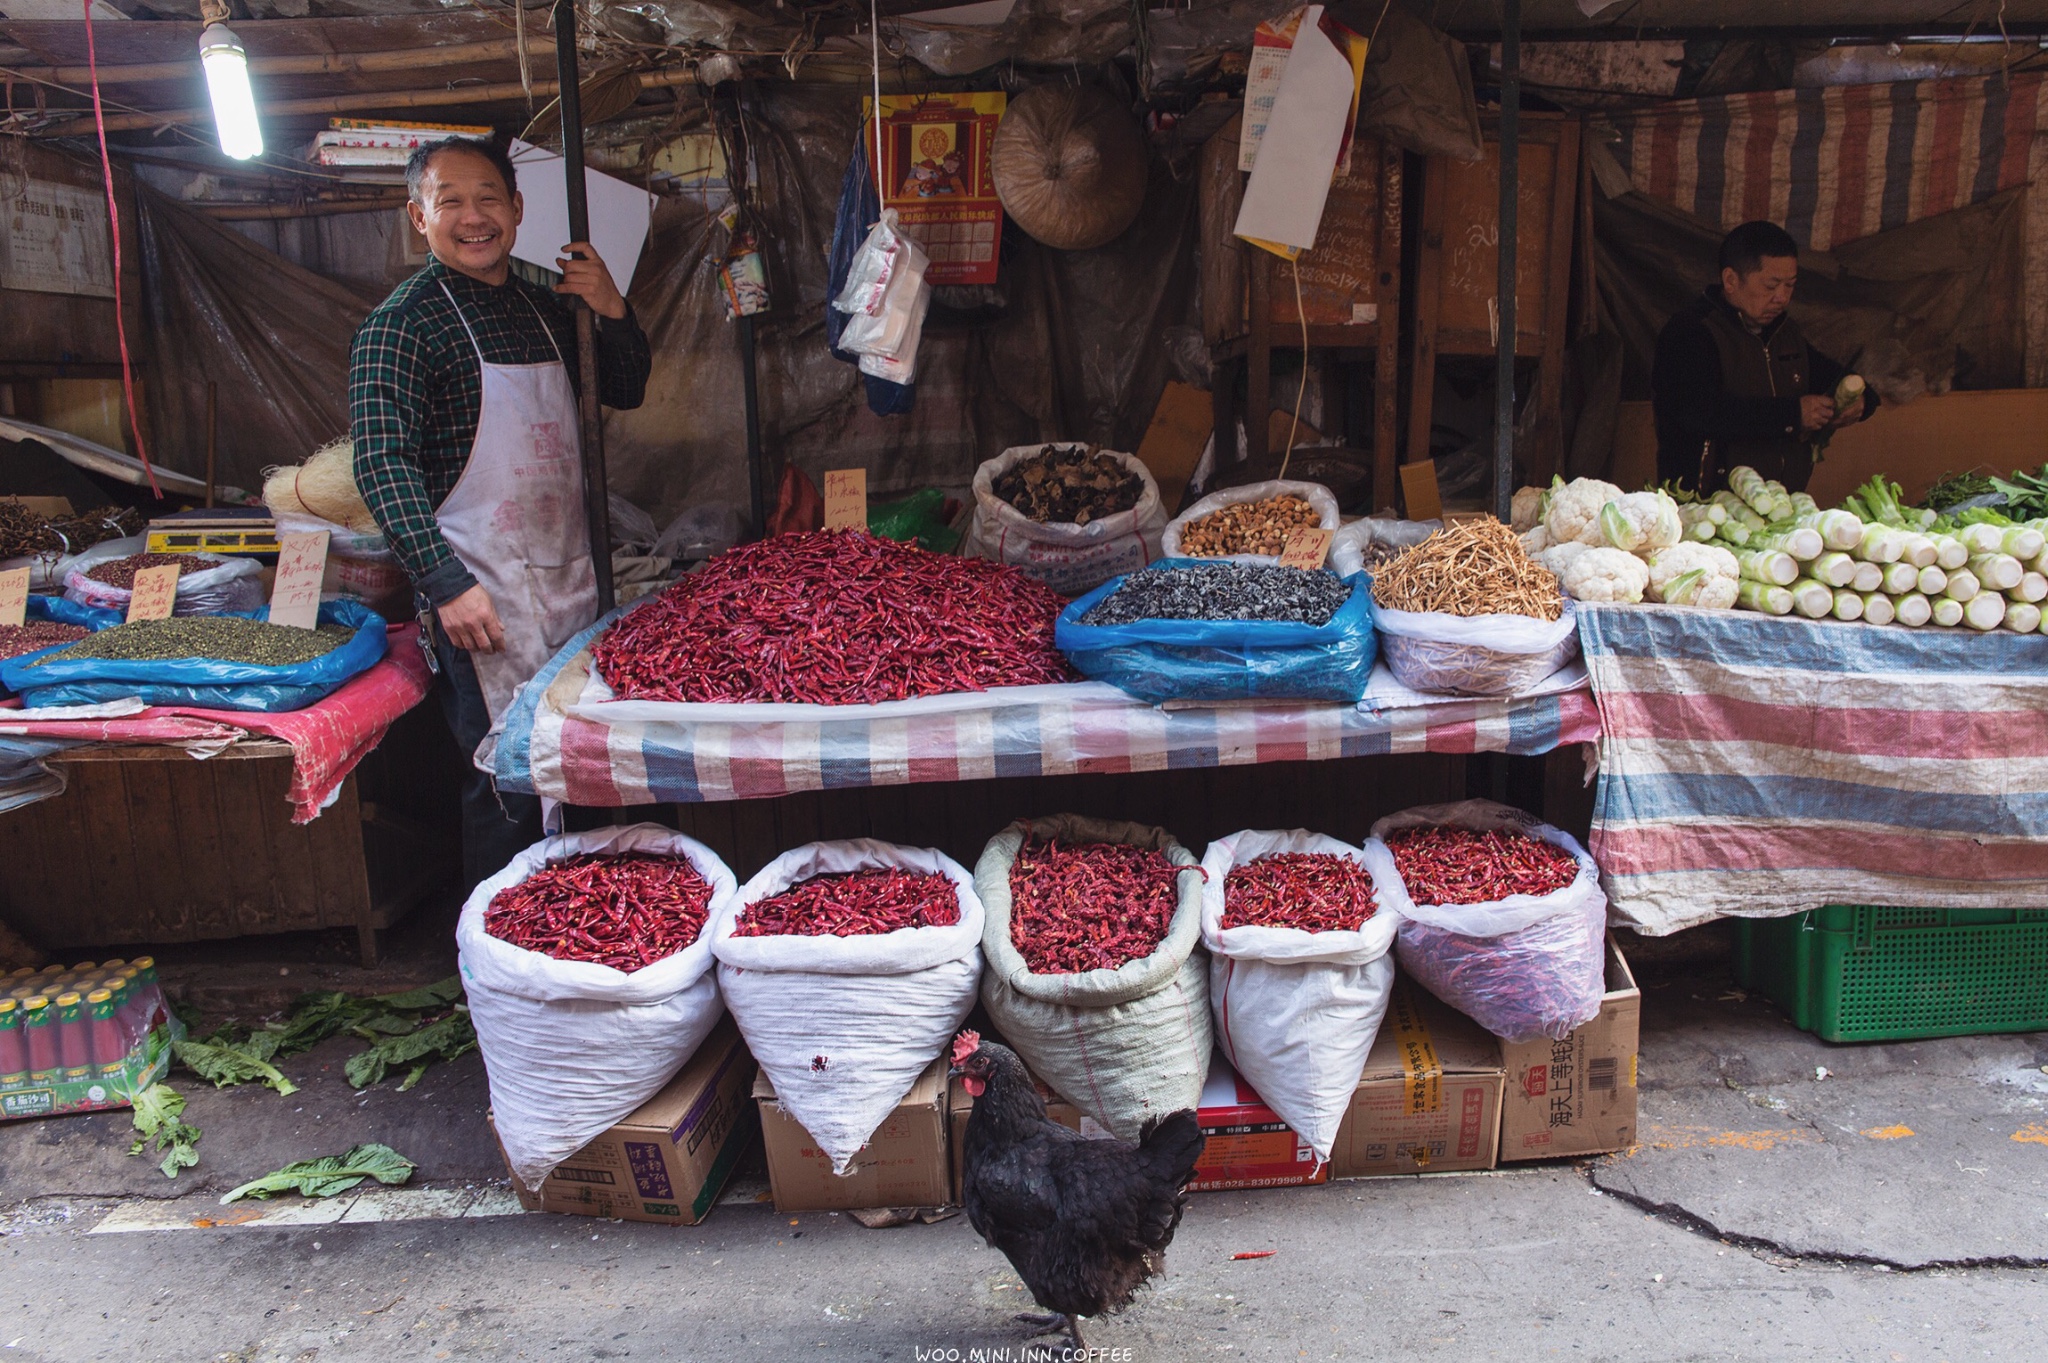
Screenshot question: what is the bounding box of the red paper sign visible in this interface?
[865,92,1007,287]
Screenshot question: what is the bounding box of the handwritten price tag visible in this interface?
[0,566,29,629]
[823,468,868,532]
[269,530,330,631]
[127,564,181,621]
[1278,527,1334,571]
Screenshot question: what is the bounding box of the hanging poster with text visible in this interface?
[1,179,115,299]
[863,92,1007,286]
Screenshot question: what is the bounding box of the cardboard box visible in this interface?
[503,1016,756,1226]
[1330,985,1505,1177]
[757,1058,950,1212]
[948,1053,1327,1199]
[1498,935,1641,1162]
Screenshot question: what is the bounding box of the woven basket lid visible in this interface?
[990,85,1146,252]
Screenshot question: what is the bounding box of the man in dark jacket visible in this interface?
[1652,221,1876,494]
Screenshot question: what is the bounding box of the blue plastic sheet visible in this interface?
[3,599,389,713]
[1055,562,1378,705]
[0,595,124,694]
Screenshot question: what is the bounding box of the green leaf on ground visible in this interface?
[174,1037,299,1097]
[344,1010,475,1090]
[128,1083,201,1178]
[220,1143,416,1204]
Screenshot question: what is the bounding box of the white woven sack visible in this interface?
[1372,600,1580,696]
[457,823,738,1191]
[976,814,1208,1141]
[713,838,983,1175]
[1200,829,1400,1164]
[1161,479,1341,566]
[960,444,1168,595]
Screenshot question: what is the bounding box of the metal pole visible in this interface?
[1493,0,1521,526]
[738,314,766,538]
[553,0,616,613]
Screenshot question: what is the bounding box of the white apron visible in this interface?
[434,281,598,723]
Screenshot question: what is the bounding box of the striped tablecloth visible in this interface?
[490,614,1600,806]
[1579,604,2048,936]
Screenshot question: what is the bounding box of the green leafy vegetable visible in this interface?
[220,1142,416,1204]
[174,1033,299,1097]
[173,976,471,1095]
[129,1083,201,1178]
[343,1011,476,1091]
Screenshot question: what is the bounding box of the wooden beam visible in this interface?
[193,195,408,219]
[13,36,553,87]
[38,66,694,136]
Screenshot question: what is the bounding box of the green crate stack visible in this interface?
[1734,905,2048,1043]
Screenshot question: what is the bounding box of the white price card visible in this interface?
[0,566,28,628]
[269,531,330,631]
[823,469,869,532]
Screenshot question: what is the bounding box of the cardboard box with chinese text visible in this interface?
[1330,985,1504,1177]
[757,1057,950,1212]
[1498,935,1640,1162]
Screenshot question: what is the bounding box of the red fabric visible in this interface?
[768,463,824,537]
[0,625,433,823]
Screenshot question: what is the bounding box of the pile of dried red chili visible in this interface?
[590,531,1073,705]
[1385,827,1579,904]
[1222,852,1378,932]
[1009,839,1188,973]
[486,852,715,971]
[731,868,962,937]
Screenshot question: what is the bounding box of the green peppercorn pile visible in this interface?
[26,617,354,668]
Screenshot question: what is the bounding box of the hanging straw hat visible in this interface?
[990,85,1147,252]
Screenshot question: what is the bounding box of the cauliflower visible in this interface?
[1535,541,1594,579]
[1520,523,1553,555]
[1511,485,1547,532]
[1543,476,1625,547]
[1692,575,1740,610]
[1560,547,1649,603]
[1599,490,1684,553]
[1645,542,1739,604]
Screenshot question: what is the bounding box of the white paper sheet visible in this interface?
[1231,5,1356,254]
[508,138,654,293]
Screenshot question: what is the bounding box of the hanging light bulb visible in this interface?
[198,22,263,160]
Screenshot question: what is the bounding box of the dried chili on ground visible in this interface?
[731,868,961,937]
[1221,852,1378,932]
[485,852,714,971]
[591,531,1073,705]
[1008,838,1187,974]
[1385,827,1579,904]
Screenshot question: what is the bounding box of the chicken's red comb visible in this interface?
[951,1029,982,1065]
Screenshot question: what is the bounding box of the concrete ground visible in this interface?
[3,922,2045,1363]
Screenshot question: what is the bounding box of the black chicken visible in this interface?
[951,1030,1206,1351]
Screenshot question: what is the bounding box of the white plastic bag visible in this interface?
[1373,800,1607,1043]
[1161,480,1342,565]
[1372,599,1581,696]
[1200,829,1400,1164]
[960,443,1169,594]
[1329,517,1441,578]
[857,275,932,384]
[975,814,1209,1141]
[833,211,921,319]
[4,532,143,594]
[457,823,738,1190]
[63,541,265,616]
[714,838,983,1175]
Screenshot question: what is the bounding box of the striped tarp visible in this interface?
[1579,603,2048,936]
[490,616,1600,806]
[1611,73,2048,250]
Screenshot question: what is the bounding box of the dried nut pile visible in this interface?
[0,622,90,661]
[1177,495,1320,557]
[83,553,209,589]
[27,617,352,667]
[1080,562,1349,626]
[992,445,1145,525]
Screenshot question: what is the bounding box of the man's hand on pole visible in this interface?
[439,583,507,655]
[554,242,628,320]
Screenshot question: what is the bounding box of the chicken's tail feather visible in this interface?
[1137,1109,1205,1189]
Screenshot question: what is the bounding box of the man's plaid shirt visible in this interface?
[348,259,652,606]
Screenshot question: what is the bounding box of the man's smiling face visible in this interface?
[407,146,522,284]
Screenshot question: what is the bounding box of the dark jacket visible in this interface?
[1651,287,1874,495]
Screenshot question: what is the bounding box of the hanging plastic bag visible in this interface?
[1055,564,1378,704]
[1161,480,1342,566]
[713,838,983,1174]
[457,823,738,1190]
[960,444,1169,594]
[1200,829,1400,1164]
[975,814,1209,1141]
[856,276,933,386]
[4,599,389,712]
[1373,799,1607,1043]
[62,541,265,617]
[1372,600,1580,696]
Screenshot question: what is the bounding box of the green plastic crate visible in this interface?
[1733,905,2048,1042]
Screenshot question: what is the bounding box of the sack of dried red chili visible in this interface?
[1373,800,1608,1044]
[456,824,739,1190]
[712,838,983,1175]
[974,814,1209,1142]
[1198,829,1401,1164]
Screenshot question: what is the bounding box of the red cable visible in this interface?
[82,0,161,500]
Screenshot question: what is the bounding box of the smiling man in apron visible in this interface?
[349,136,651,885]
